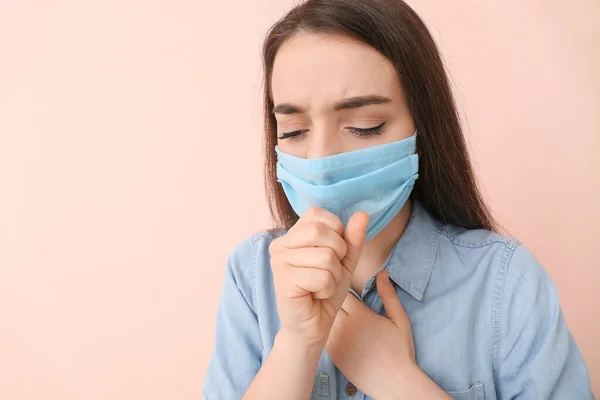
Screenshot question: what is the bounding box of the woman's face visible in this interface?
[271,32,415,158]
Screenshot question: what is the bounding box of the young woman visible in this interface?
[203,1,594,399]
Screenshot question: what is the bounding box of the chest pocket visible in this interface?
[310,372,329,400]
[446,381,484,400]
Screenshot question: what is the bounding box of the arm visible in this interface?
[383,365,452,400]
[243,331,323,400]
[203,234,326,400]
[496,244,594,399]
[246,210,369,399]
[202,238,264,399]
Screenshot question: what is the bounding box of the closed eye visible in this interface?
[278,129,308,140]
[277,122,386,140]
[347,122,386,136]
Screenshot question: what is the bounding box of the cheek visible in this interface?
[385,119,415,142]
[276,139,305,158]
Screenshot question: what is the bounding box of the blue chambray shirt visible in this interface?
[203,203,595,399]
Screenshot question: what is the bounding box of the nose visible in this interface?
[305,126,341,159]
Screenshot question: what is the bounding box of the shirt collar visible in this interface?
[380,201,439,301]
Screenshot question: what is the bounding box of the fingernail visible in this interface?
[377,270,388,284]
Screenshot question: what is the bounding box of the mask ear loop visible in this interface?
[413,130,419,155]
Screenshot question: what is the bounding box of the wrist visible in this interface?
[244,331,325,400]
[274,330,325,363]
[379,363,450,400]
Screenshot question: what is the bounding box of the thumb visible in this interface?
[377,270,409,327]
[340,211,369,275]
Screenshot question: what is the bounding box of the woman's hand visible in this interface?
[326,270,451,399]
[268,206,369,349]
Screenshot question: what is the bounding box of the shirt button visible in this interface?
[345,382,357,397]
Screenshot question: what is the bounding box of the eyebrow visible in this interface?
[272,95,392,115]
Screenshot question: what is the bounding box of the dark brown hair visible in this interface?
[261,0,498,232]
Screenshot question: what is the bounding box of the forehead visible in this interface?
[271,33,401,107]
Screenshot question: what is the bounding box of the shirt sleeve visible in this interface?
[497,244,595,399]
[203,234,264,400]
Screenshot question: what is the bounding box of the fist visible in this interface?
[269,207,369,347]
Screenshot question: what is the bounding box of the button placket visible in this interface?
[311,372,329,399]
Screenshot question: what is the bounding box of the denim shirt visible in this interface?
[203,203,594,399]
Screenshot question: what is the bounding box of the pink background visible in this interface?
[0,0,598,398]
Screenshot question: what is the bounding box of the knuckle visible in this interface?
[316,269,333,287]
[306,206,321,217]
[322,247,338,265]
[308,221,326,240]
[332,217,343,234]
[322,275,336,296]
[339,240,349,258]
[303,223,317,242]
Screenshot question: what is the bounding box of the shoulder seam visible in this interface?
[491,239,522,381]
[250,232,271,312]
[251,230,272,243]
[251,231,271,359]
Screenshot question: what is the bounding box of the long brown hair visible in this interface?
[261,0,497,232]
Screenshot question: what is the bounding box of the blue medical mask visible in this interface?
[275,134,419,241]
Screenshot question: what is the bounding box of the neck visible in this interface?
[351,200,413,295]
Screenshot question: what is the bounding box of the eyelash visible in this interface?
[348,122,386,137]
[278,122,386,140]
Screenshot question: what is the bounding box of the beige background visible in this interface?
[0,0,598,398]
